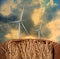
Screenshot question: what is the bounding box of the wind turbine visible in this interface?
[9,6,29,39]
[35,22,42,39]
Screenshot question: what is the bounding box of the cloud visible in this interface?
[0,3,11,16]
[0,0,60,42]
[5,28,37,39]
[5,28,30,39]
[31,0,44,5]
[5,29,18,39]
[31,0,39,5]
[55,10,60,18]
[31,0,49,7]
[47,19,60,42]
[0,0,18,16]
[0,23,10,42]
[39,0,44,5]
[47,0,57,6]
[31,7,45,26]
[47,10,60,42]
[0,14,18,22]
[9,0,18,9]
[42,6,57,24]
[0,0,7,6]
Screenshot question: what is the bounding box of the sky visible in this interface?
[0,0,60,43]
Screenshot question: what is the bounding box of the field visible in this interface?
[0,39,60,59]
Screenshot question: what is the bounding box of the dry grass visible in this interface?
[0,39,53,59]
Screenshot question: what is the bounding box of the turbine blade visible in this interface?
[21,22,29,34]
[39,23,42,29]
[8,21,19,23]
[20,6,24,21]
[35,29,40,32]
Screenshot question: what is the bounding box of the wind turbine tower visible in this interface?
[9,6,29,39]
[35,22,42,39]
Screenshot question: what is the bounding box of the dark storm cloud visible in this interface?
[0,0,57,40]
[21,11,34,33]
[0,0,7,6]
[0,14,18,22]
[0,0,4,5]
[0,0,35,38]
[0,6,34,37]
[10,0,36,34]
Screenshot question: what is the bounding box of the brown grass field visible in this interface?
[0,39,60,59]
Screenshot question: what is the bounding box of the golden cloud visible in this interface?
[1,3,11,16]
[47,17,60,42]
[5,28,37,39]
[5,29,18,39]
[5,28,32,39]
[31,7,45,26]
[39,0,44,5]
[9,0,17,9]
[31,0,44,6]
[0,0,17,16]
[31,0,39,5]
